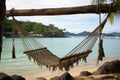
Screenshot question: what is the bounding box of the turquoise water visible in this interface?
[0,37,120,75]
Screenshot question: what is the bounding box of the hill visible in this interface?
[4,18,65,37]
[65,31,120,37]
[64,31,90,36]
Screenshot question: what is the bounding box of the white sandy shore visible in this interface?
[23,56,120,80]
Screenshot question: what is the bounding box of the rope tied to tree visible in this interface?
[10,8,16,59]
[97,0,113,64]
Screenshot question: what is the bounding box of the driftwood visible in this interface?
[6,3,117,16]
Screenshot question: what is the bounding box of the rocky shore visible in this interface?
[0,73,25,80]
[1,59,120,80]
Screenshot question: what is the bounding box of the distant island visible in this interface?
[4,18,120,38]
[64,31,120,37]
[4,18,65,37]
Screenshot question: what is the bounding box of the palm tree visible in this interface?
[92,0,120,24]
[0,0,6,60]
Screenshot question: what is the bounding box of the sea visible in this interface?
[0,36,120,77]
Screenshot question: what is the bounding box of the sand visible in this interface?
[23,56,120,80]
[23,63,98,80]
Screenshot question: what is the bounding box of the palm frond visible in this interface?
[92,0,120,25]
[108,12,116,25]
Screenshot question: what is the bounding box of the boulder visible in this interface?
[11,75,25,80]
[60,72,74,80]
[93,59,120,74]
[50,72,74,80]
[80,71,92,76]
[0,73,13,80]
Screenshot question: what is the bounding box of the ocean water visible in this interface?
[0,37,120,76]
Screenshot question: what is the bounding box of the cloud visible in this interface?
[6,0,91,9]
[103,19,120,33]
[6,0,120,33]
[14,14,99,33]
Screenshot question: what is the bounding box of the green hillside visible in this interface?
[4,18,65,37]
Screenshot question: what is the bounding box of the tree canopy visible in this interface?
[4,18,65,37]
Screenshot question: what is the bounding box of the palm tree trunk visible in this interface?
[6,3,117,16]
[0,0,6,60]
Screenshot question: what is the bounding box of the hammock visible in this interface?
[11,12,110,71]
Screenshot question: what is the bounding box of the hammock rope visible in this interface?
[58,13,111,70]
[10,7,111,71]
[12,18,16,59]
[97,0,105,63]
[12,16,60,68]
[10,8,16,59]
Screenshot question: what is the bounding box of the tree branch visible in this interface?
[6,3,117,16]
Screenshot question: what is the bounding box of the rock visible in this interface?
[0,73,13,80]
[93,59,120,75]
[36,77,47,80]
[11,75,25,80]
[50,72,74,80]
[60,72,74,80]
[80,71,92,76]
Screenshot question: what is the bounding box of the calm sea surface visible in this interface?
[0,37,120,75]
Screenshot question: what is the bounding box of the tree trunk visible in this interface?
[0,0,6,60]
[6,3,117,16]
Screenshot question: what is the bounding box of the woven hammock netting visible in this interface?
[11,12,110,71]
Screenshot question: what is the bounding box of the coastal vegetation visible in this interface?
[4,18,120,37]
[4,18,65,37]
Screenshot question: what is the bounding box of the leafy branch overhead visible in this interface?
[92,0,120,24]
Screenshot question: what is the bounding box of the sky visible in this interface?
[6,0,120,33]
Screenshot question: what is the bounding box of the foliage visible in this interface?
[91,0,107,4]
[116,0,120,13]
[92,0,120,14]
[108,12,116,24]
[4,18,65,37]
[92,0,120,24]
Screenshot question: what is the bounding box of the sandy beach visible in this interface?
[25,65,98,80]
[24,56,120,80]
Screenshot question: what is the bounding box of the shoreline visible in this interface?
[23,56,120,80]
[1,56,119,80]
